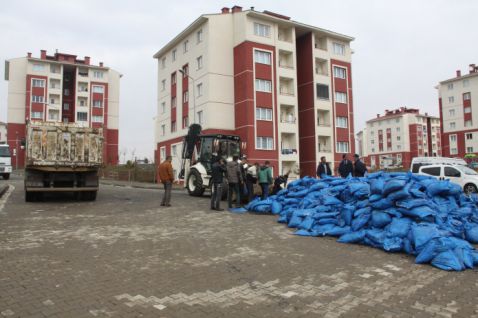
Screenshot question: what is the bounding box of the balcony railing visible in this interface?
[317,147,332,153]
[281,148,297,155]
[279,87,294,96]
[281,117,296,124]
[78,87,88,92]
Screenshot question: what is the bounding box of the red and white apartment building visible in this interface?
[5,50,121,168]
[438,64,478,157]
[357,107,442,170]
[154,6,355,178]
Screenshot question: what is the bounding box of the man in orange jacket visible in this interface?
[158,155,174,207]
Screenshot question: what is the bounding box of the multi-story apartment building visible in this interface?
[153,6,355,178]
[359,107,441,170]
[438,64,478,157]
[0,122,6,143]
[5,50,121,168]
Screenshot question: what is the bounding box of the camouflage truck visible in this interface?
[24,122,103,202]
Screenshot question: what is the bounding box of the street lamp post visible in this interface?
[178,69,196,125]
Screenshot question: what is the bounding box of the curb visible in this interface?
[0,185,10,199]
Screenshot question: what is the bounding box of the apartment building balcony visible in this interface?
[48,94,61,108]
[77,82,89,96]
[279,104,297,132]
[78,67,89,78]
[281,161,299,181]
[49,79,62,93]
[317,135,332,153]
[278,50,294,69]
[277,27,294,50]
[314,35,328,51]
[49,64,62,78]
[280,132,298,159]
[77,97,88,108]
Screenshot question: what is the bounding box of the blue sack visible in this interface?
[383,179,406,196]
[294,229,312,236]
[341,204,355,226]
[383,237,403,252]
[371,198,393,210]
[371,211,392,228]
[326,225,351,237]
[337,230,366,243]
[415,238,448,264]
[387,218,412,238]
[370,179,384,195]
[298,216,315,231]
[352,212,371,231]
[271,201,282,214]
[400,206,435,220]
[323,196,343,206]
[465,224,478,243]
[431,250,465,271]
[396,199,430,210]
[412,223,441,252]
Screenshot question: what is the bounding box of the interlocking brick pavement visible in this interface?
[1,176,478,317]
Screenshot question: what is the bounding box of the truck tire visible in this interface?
[3,174,9,180]
[79,191,97,201]
[187,169,205,196]
[464,183,477,195]
[25,191,35,202]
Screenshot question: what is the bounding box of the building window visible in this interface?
[171,72,176,85]
[171,121,177,132]
[333,66,346,79]
[467,147,474,153]
[50,65,59,73]
[450,135,457,143]
[335,92,347,103]
[397,145,401,150]
[333,43,345,55]
[31,95,44,103]
[448,96,454,103]
[77,112,88,121]
[32,64,45,71]
[336,141,349,153]
[161,79,166,91]
[93,100,103,108]
[256,137,273,150]
[161,124,165,136]
[197,56,203,70]
[31,111,43,119]
[256,107,273,121]
[395,118,400,123]
[396,127,400,132]
[316,84,329,100]
[183,116,189,128]
[64,103,70,110]
[197,83,203,97]
[465,120,472,127]
[64,89,70,96]
[92,86,104,93]
[172,49,177,61]
[466,133,473,140]
[79,99,85,106]
[449,122,456,129]
[447,83,454,90]
[171,97,176,108]
[254,50,271,65]
[464,92,471,100]
[183,91,189,103]
[93,71,103,79]
[255,79,272,92]
[449,109,455,116]
[254,23,271,37]
[464,107,471,114]
[48,110,59,121]
[161,57,166,69]
[183,40,189,53]
[161,102,166,113]
[160,147,166,160]
[371,140,374,144]
[182,65,189,77]
[336,116,348,128]
[463,79,469,87]
[172,145,177,157]
[32,79,45,87]
[92,115,103,123]
[197,29,203,43]
[451,148,458,155]
[197,110,203,125]
[397,136,401,141]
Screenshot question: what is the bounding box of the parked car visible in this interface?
[410,156,467,173]
[417,164,478,194]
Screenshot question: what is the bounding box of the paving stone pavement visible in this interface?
[1,176,478,317]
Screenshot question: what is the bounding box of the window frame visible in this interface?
[77,111,88,122]
[256,136,274,150]
[256,107,273,121]
[336,116,348,128]
[336,141,349,153]
[335,91,347,104]
[333,42,345,55]
[253,22,271,38]
[254,50,272,65]
[333,66,346,79]
[255,79,272,93]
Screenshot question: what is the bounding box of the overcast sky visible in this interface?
[1,0,477,160]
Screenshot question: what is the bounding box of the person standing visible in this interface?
[226,155,243,208]
[158,155,174,207]
[246,162,259,201]
[338,154,353,178]
[316,156,332,178]
[353,154,368,177]
[272,171,289,195]
[258,161,273,200]
[210,158,226,211]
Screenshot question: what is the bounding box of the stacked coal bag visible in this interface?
[246,172,478,271]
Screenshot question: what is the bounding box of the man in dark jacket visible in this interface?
[272,172,289,195]
[211,158,226,211]
[338,154,353,178]
[353,154,367,177]
[316,156,332,178]
[226,155,243,208]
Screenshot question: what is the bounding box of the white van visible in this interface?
[417,164,478,194]
[410,157,467,173]
[0,144,12,180]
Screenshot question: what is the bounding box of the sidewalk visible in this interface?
[100,178,186,191]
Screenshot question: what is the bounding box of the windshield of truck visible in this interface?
[456,165,478,175]
[0,147,10,157]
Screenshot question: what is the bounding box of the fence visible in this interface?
[100,164,157,183]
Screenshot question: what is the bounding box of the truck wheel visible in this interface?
[187,169,205,196]
[87,191,97,201]
[464,184,477,195]
[3,174,9,180]
[25,191,35,202]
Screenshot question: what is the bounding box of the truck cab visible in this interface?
[0,143,12,180]
[417,164,478,194]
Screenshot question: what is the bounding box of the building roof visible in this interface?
[366,107,439,123]
[153,8,354,59]
[439,71,478,85]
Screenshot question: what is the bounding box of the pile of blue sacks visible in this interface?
[246,171,478,271]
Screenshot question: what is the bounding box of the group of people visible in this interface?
[316,154,367,179]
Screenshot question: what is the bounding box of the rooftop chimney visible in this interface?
[456,70,461,77]
[27,52,32,58]
[376,114,380,118]
[40,50,47,59]
[221,7,230,14]
[84,56,90,65]
[470,64,477,74]
[99,62,104,67]
[231,5,242,13]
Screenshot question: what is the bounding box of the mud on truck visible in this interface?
[179,124,245,198]
[24,122,103,202]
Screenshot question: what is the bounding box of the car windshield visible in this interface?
[0,147,10,157]
[456,165,478,175]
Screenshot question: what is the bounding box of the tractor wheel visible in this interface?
[187,169,205,196]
